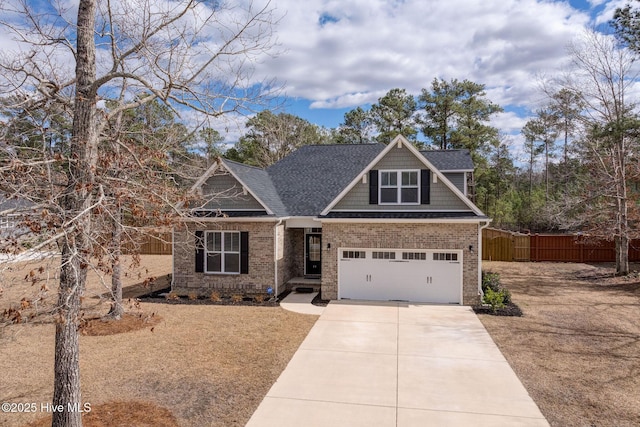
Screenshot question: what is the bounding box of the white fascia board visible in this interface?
[193,158,274,216]
[329,209,474,213]
[320,135,485,217]
[440,169,474,173]
[181,216,287,223]
[320,217,488,224]
[219,160,275,216]
[190,159,221,194]
[285,217,323,229]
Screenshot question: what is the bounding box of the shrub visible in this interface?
[231,294,244,303]
[210,291,221,302]
[481,271,511,304]
[482,272,501,292]
[187,292,198,301]
[254,294,265,303]
[483,287,506,313]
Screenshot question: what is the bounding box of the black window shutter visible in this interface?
[421,170,431,205]
[240,231,249,274]
[195,231,204,273]
[369,170,378,205]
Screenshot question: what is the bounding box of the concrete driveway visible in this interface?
[246,300,549,427]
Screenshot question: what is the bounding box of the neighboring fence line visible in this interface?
[482,228,530,262]
[123,231,172,255]
[482,228,640,262]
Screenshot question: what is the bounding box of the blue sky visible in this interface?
[238,0,628,161]
[0,0,631,163]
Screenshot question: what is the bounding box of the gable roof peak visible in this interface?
[320,134,484,216]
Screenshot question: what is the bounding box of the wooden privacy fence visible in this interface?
[122,231,172,255]
[482,228,640,262]
[482,228,530,261]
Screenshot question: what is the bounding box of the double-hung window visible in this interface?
[205,231,240,274]
[380,170,419,204]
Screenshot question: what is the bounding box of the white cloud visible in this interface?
[491,111,530,135]
[255,0,593,113]
[594,0,627,25]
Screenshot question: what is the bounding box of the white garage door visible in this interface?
[338,248,462,304]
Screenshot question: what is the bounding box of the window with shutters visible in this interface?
[379,170,419,205]
[205,231,240,273]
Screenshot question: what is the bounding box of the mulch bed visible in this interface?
[473,302,523,316]
[79,312,162,336]
[311,292,329,307]
[136,287,283,306]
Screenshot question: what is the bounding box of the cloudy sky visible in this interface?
[243,0,628,159]
[0,0,631,161]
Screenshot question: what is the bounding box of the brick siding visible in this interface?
[320,222,481,305]
[172,222,282,297]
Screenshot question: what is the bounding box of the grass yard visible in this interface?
[0,255,318,427]
[480,261,640,427]
[5,256,639,427]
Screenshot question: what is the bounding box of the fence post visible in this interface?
[579,236,584,263]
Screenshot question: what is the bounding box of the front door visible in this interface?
[305,234,322,276]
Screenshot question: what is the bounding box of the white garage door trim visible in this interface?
[338,247,462,304]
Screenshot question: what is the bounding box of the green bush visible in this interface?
[483,287,506,313]
[482,271,500,292]
[482,271,511,304]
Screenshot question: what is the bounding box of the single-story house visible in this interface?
[172,135,491,305]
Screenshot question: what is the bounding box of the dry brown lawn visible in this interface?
[480,261,640,427]
[0,255,318,427]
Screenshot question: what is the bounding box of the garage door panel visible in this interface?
[339,249,461,304]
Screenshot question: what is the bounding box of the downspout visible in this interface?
[478,220,491,298]
[273,218,284,299]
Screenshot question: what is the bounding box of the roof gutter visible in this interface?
[320,217,489,224]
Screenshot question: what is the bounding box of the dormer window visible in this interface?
[379,170,419,204]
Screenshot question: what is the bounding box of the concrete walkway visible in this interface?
[247,300,549,427]
[279,291,325,315]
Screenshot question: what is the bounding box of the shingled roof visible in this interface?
[267,144,384,216]
[222,159,288,216]
[0,194,34,212]
[419,149,474,171]
[208,143,477,217]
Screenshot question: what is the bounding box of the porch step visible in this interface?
[286,277,321,292]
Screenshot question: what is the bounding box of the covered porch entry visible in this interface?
[285,220,323,292]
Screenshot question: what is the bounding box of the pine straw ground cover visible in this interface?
[0,255,318,427]
[480,261,640,427]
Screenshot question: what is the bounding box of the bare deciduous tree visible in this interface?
[561,30,640,275]
[0,1,280,426]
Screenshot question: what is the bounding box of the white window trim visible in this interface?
[0,214,18,229]
[379,170,420,205]
[205,231,241,274]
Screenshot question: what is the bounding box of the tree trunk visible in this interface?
[107,206,124,319]
[545,140,549,202]
[615,135,629,276]
[616,234,630,276]
[52,1,97,426]
[616,185,630,276]
[52,245,86,427]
